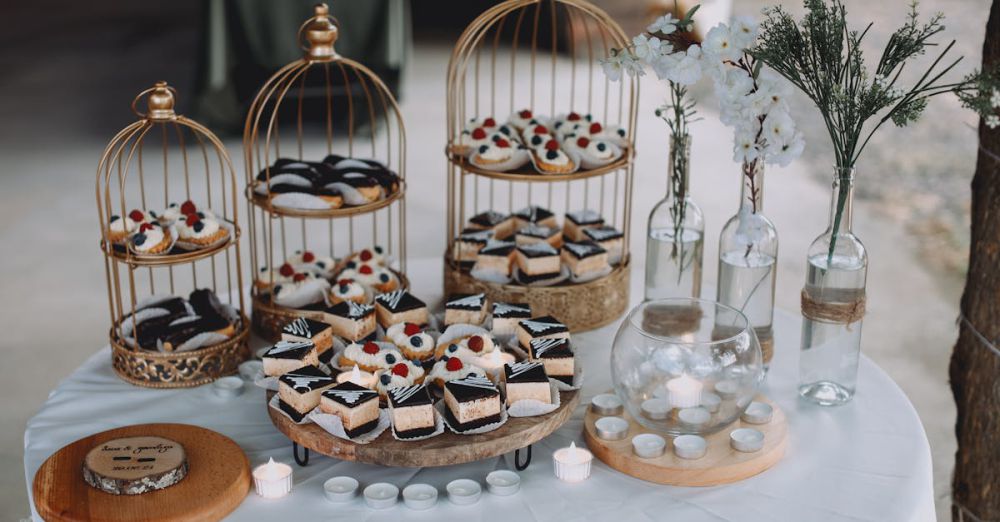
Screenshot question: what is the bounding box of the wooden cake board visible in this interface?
[267,388,580,467]
[583,395,787,487]
[33,423,250,522]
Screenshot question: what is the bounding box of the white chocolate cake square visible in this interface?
[561,241,609,277]
[281,317,334,354]
[323,301,376,342]
[444,293,488,325]
[583,225,624,263]
[444,374,502,431]
[502,361,551,406]
[320,381,380,437]
[278,365,336,421]
[475,239,516,276]
[563,209,605,242]
[263,339,319,377]
[375,290,428,328]
[467,210,514,239]
[455,228,494,262]
[527,338,575,385]
[387,384,436,439]
[515,242,560,276]
[491,302,531,337]
[516,315,570,349]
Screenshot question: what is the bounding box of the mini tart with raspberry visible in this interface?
[531,138,576,175]
[289,249,337,278]
[563,135,621,169]
[256,262,296,291]
[130,222,172,255]
[370,267,400,294]
[454,126,493,157]
[472,135,517,166]
[338,341,405,373]
[386,322,424,344]
[374,360,426,397]
[330,277,368,305]
[520,123,555,149]
[107,212,138,244]
[176,211,229,247]
[396,331,435,362]
[434,332,497,360]
[348,246,388,267]
[427,356,487,388]
[507,108,537,131]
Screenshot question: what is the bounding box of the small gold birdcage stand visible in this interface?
[244,4,408,341]
[444,0,638,331]
[96,82,250,388]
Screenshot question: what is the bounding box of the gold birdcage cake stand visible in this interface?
[443,0,638,331]
[244,4,409,341]
[96,82,250,388]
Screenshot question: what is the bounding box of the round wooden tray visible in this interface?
[267,388,580,467]
[33,423,250,522]
[443,255,630,332]
[583,395,787,486]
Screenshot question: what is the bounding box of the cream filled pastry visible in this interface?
[427,356,487,388]
[339,341,405,373]
[396,331,435,362]
[131,222,172,254]
[256,263,294,291]
[288,249,337,278]
[386,322,423,345]
[176,212,228,247]
[107,213,138,244]
[521,123,555,148]
[374,361,425,397]
[532,139,575,175]
[472,136,518,166]
[508,108,537,131]
[434,333,496,360]
[456,127,493,156]
[272,272,330,308]
[330,277,367,305]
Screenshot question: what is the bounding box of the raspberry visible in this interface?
[519,109,532,118]
[391,363,409,377]
[128,209,145,222]
[544,139,559,151]
[496,138,510,148]
[302,251,315,262]
[567,112,581,121]
[337,278,353,286]
[471,128,487,140]
[360,249,373,261]
[446,357,464,371]
[362,342,379,355]
[139,223,154,233]
[467,335,484,352]
[577,137,590,148]
[533,125,548,135]
[279,263,295,277]
[359,265,373,275]
[293,273,307,282]
[403,323,421,336]
[180,200,196,215]
[483,117,496,127]
[184,213,200,226]
[589,122,603,134]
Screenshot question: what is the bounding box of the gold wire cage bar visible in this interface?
[244,3,408,340]
[96,82,250,388]
[444,0,638,331]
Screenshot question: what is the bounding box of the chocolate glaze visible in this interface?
[513,205,554,223]
[492,302,531,318]
[375,290,426,313]
[323,381,378,407]
[388,384,433,408]
[517,242,559,258]
[282,318,331,339]
[518,316,569,337]
[445,374,499,402]
[479,239,515,256]
[583,225,624,241]
[504,361,548,383]
[469,210,510,228]
[562,240,607,259]
[445,293,486,311]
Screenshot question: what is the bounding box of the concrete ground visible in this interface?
[1,3,986,520]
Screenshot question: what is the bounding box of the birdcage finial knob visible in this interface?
[131,81,177,120]
[302,3,339,61]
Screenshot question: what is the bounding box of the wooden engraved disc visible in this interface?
[83,436,188,495]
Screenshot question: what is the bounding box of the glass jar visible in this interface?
[644,136,704,301]
[798,167,868,406]
[714,161,778,365]
[611,298,764,436]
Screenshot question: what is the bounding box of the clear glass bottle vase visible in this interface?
[644,135,705,301]
[798,167,868,406]
[714,161,778,365]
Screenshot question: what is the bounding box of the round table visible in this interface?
[23,259,935,521]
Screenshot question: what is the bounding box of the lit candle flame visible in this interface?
[350,365,362,383]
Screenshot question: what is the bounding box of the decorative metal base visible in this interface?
[514,445,532,471]
[293,442,310,467]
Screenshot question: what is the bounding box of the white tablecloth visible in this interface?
[24,259,935,521]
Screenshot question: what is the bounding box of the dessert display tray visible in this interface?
[246,183,406,220]
[33,423,250,522]
[583,395,787,487]
[447,150,631,183]
[443,256,630,332]
[266,388,579,468]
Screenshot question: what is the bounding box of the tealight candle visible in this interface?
[402,483,438,510]
[631,433,667,459]
[591,393,624,415]
[238,360,263,381]
[252,458,293,499]
[323,476,358,503]
[730,428,765,453]
[446,479,482,505]
[594,416,629,441]
[363,482,399,509]
[336,365,377,389]
[700,392,722,413]
[673,434,707,460]
[473,350,516,372]
[640,398,671,420]
[485,470,521,496]
[714,379,739,398]
[212,376,244,399]
[678,407,711,428]
[667,374,704,409]
[552,442,593,482]
[741,402,774,425]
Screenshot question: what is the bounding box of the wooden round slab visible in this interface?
[34,423,250,522]
[583,395,787,486]
[267,389,580,467]
[83,436,187,495]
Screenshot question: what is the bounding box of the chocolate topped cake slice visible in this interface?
[513,205,558,229]
[263,339,319,377]
[467,210,514,239]
[515,242,561,277]
[514,224,562,248]
[323,301,376,342]
[281,317,334,354]
[561,240,609,278]
[502,361,552,405]
[475,239,516,276]
[320,381,380,438]
[563,209,605,241]
[527,338,576,385]
[491,302,531,337]
[444,374,503,431]
[444,293,488,326]
[455,228,494,262]
[582,225,624,263]
[387,384,436,439]
[278,365,336,422]
[516,315,570,349]
[374,290,428,328]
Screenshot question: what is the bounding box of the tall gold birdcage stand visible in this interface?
[244,4,408,341]
[444,0,638,331]
[96,82,250,388]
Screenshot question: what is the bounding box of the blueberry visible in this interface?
[260,266,267,272]
[491,135,501,142]
[385,353,396,364]
[110,215,120,222]
[274,285,282,293]
[197,211,205,218]
[554,121,562,128]
[617,128,626,137]
[529,118,538,124]
[585,113,592,120]
[531,136,542,146]
[410,335,423,347]
[374,246,383,254]
[379,273,389,282]
[546,150,558,160]
[316,261,326,268]
[478,145,489,153]
[380,373,391,385]
[597,143,607,151]
[193,222,204,233]
[133,233,146,245]
[500,126,511,135]
[346,261,356,269]
[440,355,450,361]
[339,284,350,293]
[448,344,459,353]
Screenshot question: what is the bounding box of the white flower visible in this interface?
[647,14,678,35]
[730,16,759,50]
[632,34,662,62]
[762,108,796,143]
[667,45,704,85]
[621,53,646,78]
[987,114,1000,129]
[600,55,623,81]
[650,52,680,81]
[990,89,1000,109]
[703,24,742,62]
[733,125,760,164]
[764,133,805,167]
[735,205,768,245]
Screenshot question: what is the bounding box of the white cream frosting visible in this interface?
[477,143,514,161]
[399,332,434,355]
[177,214,221,240]
[374,362,425,395]
[342,342,405,370]
[428,359,486,384]
[535,147,571,167]
[109,215,136,234]
[133,224,167,253]
[586,140,616,160]
[332,279,366,300]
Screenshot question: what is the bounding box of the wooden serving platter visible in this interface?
[33,423,250,522]
[267,388,580,467]
[583,395,787,487]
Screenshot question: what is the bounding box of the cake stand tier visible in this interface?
[266,388,579,467]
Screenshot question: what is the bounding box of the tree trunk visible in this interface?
[950,1,1000,520]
